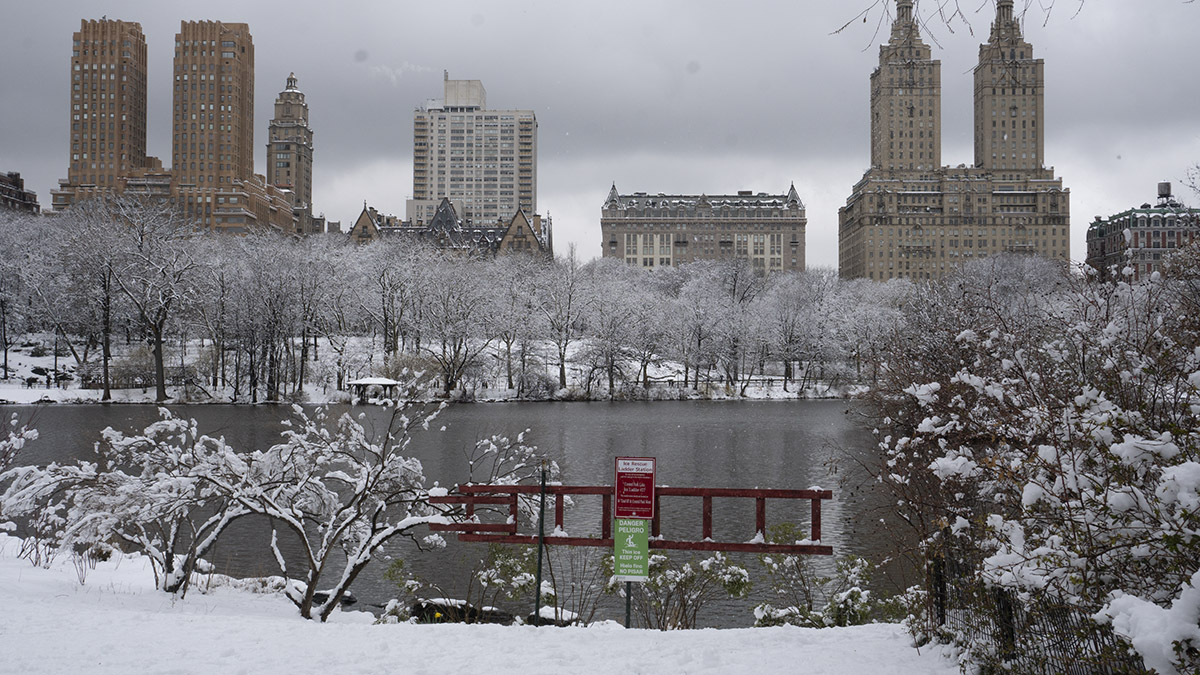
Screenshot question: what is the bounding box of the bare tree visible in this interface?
[538,247,590,390]
[416,257,498,396]
[105,195,199,402]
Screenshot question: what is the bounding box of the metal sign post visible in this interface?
[614,457,655,628]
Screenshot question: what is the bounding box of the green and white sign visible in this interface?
[614,518,650,581]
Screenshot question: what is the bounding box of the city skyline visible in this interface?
[1,1,1197,267]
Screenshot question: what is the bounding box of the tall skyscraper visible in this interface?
[838,0,1069,281]
[53,18,294,232]
[407,73,537,225]
[267,73,314,231]
[52,19,148,210]
[171,21,254,188]
[870,0,941,172]
[973,0,1045,172]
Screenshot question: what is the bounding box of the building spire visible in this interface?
[896,0,914,25]
[997,0,1014,24]
[286,72,298,90]
[604,183,621,208]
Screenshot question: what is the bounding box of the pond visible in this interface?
[2,400,906,627]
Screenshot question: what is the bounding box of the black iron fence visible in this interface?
[929,538,1149,675]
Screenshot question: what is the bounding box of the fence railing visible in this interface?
[930,539,1149,674]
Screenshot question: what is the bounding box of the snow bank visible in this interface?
[1098,570,1200,675]
[0,533,959,675]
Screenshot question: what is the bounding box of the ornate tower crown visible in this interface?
[890,0,921,42]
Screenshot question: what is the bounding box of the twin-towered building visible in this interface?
[601,0,1069,278]
[51,18,328,235]
[838,0,1070,281]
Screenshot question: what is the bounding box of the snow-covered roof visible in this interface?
[346,377,401,386]
[604,185,804,212]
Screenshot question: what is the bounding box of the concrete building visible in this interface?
[839,0,1070,281]
[600,185,806,273]
[1086,182,1200,281]
[407,73,537,226]
[1,172,40,214]
[51,19,149,211]
[267,73,318,235]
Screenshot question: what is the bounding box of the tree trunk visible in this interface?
[152,325,168,402]
[298,331,308,395]
[1,299,8,380]
[558,346,568,389]
[505,340,514,390]
[101,287,112,401]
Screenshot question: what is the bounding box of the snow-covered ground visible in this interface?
[0,337,864,406]
[0,533,959,674]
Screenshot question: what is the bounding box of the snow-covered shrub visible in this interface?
[212,399,443,622]
[753,526,877,629]
[868,253,1200,673]
[611,552,751,630]
[1,408,247,593]
[377,559,423,624]
[70,541,112,586]
[0,413,36,475]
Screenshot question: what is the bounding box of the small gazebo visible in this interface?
[346,377,401,402]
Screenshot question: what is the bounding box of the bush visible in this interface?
[611,552,751,630]
[754,525,878,628]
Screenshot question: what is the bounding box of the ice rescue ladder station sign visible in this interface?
[614,457,655,581]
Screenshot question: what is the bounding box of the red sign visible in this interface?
[614,457,656,519]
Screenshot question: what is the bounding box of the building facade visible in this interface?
[1086,183,1200,281]
[407,73,537,226]
[172,21,254,190]
[351,198,551,257]
[838,0,1070,281]
[52,19,149,211]
[267,73,318,234]
[1,172,40,214]
[600,185,806,273]
[52,19,296,233]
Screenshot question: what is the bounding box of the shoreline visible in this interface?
[0,388,865,407]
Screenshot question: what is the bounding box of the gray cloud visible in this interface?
[1,0,1197,266]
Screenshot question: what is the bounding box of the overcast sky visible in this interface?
[2,1,1197,268]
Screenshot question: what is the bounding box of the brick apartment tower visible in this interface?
[54,19,148,209]
[172,21,254,188]
[267,73,315,233]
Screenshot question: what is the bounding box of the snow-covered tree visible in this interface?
[0,409,246,594]
[537,247,590,390]
[106,195,200,402]
[869,255,1200,672]
[0,212,39,381]
[208,389,446,621]
[415,258,498,396]
[490,255,545,392]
